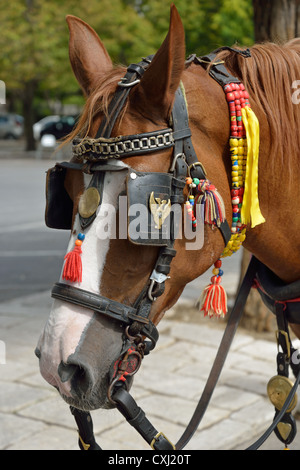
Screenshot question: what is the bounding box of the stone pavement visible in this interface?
[1,145,300,452]
[1,279,300,451]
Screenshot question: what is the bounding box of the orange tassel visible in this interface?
[198,275,227,318]
[62,245,82,283]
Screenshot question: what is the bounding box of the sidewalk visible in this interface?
[1,281,300,451]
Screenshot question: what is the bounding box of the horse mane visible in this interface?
[64,65,127,145]
[65,40,300,175]
[214,40,300,171]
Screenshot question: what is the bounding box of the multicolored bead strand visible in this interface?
[185,177,198,230]
[192,80,253,318]
[221,82,250,258]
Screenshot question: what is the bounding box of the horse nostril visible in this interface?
[58,362,80,383]
[35,347,41,359]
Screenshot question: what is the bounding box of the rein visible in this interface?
[49,49,300,450]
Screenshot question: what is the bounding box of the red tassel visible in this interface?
[62,245,82,283]
[198,275,227,318]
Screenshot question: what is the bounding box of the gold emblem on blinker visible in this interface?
[149,192,171,229]
[78,187,100,219]
[267,375,297,413]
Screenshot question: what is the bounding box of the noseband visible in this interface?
[49,49,300,451]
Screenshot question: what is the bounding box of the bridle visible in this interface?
[48,49,300,450]
[51,51,233,351]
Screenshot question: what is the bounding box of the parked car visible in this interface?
[0,114,24,139]
[33,115,60,140]
[40,116,77,141]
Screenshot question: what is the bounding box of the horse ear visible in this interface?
[131,5,185,121]
[66,15,113,95]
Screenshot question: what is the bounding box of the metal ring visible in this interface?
[125,325,142,343]
[107,349,143,405]
[118,79,141,88]
[107,378,129,406]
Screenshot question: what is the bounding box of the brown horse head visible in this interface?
[36,5,232,410]
[36,5,300,412]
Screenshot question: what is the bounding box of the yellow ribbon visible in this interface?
[241,106,265,228]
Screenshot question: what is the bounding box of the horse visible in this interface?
[36,5,300,449]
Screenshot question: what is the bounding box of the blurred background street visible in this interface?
[1,0,300,451]
[0,141,70,303]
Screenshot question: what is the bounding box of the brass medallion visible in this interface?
[78,187,101,219]
[149,191,171,229]
[267,375,297,412]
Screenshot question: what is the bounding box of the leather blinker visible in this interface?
[45,164,73,230]
[126,170,185,246]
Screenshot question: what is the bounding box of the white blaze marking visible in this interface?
[37,163,128,393]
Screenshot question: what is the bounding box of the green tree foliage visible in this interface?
[136,0,254,55]
[0,0,254,93]
[0,0,254,149]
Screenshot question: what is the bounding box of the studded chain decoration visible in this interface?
[72,128,174,161]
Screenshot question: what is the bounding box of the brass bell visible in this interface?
[267,375,297,413]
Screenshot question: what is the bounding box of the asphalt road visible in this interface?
[0,156,70,302]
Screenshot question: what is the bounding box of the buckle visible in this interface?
[189,161,207,178]
[150,432,176,450]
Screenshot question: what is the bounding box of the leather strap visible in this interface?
[70,407,102,450]
[196,46,251,87]
[51,282,158,352]
[113,388,175,450]
[175,255,259,449]
[95,56,153,139]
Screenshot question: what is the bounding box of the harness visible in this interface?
[45,48,300,450]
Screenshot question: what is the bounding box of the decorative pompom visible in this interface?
[62,233,85,283]
[62,245,83,283]
[195,180,226,227]
[197,273,228,319]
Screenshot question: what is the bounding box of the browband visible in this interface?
[72,128,178,161]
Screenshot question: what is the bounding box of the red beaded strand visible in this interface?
[222,82,250,258]
[197,81,252,318]
[224,82,250,139]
